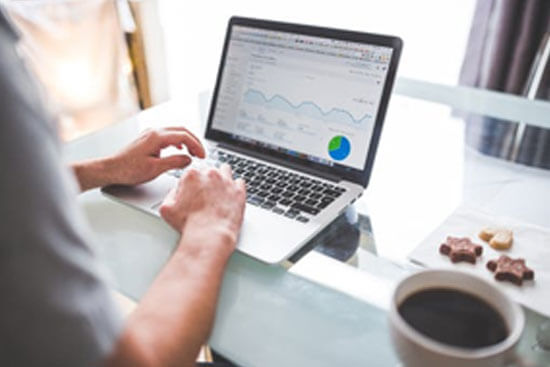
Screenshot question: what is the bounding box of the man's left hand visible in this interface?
[72,127,206,191]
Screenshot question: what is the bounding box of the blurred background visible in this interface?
[3,0,549,168]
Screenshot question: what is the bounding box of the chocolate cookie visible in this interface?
[487,255,534,286]
[439,236,483,264]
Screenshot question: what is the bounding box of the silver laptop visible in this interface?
[103,17,402,264]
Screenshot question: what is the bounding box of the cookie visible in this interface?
[489,230,514,250]
[479,227,513,250]
[479,227,499,242]
[440,236,483,264]
[487,255,534,286]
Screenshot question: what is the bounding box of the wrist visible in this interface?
[72,156,117,191]
[177,213,238,260]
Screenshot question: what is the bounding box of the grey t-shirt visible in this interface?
[0,8,122,366]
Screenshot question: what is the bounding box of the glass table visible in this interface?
[65,89,550,366]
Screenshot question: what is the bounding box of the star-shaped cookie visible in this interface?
[487,255,534,286]
[439,236,483,264]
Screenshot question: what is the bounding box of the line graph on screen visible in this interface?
[242,89,372,127]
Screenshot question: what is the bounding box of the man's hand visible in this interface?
[105,165,246,367]
[160,164,246,254]
[72,127,205,192]
[107,127,206,186]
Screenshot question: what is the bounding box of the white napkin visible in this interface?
[408,206,550,317]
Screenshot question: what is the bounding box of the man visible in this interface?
[0,7,245,367]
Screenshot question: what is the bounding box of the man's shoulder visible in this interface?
[0,7,20,43]
[0,7,58,143]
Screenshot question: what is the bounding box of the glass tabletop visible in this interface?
[204,88,550,364]
[285,92,550,366]
[65,86,550,366]
[354,95,550,263]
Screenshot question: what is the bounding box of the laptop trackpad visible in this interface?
[101,174,176,212]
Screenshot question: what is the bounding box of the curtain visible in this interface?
[459,0,550,169]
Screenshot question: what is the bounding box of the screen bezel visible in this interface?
[205,16,402,187]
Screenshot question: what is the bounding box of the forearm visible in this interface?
[106,216,235,367]
[71,157,116,192]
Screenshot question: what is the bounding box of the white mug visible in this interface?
[388,269,525,367]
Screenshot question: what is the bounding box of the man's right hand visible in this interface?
[106,164,246,367]
[159,164,246,254]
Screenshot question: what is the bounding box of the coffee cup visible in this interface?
[388,269,524,367]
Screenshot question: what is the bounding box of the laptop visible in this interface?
[103,16,402,264]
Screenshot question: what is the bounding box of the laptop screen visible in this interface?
[210,25,393,171]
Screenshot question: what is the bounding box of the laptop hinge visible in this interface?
[217,142,341,183]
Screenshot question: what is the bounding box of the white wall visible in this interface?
[157,0,477,121]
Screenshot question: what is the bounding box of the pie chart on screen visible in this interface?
[328,135,351,161]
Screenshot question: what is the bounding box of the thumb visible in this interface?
[159,187,182,229]
[156,155,192,174]
[159,187,176,216]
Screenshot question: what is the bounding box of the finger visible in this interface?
[160,187,176,210]
[219,163,233,180]
[181,168,200,185]
[163,126,200,140]
[234,179,247,226]
[158,131,204,157]
[156,155,192,174]
[235,177,246,192]
[162,127,203,152]
[159,187,179,225]
[158,132,206,158]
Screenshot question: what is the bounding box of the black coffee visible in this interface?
[398,288,508,349]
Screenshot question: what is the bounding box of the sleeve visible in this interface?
[0,12,123,367]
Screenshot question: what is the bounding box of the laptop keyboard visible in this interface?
[171,151,346,224]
